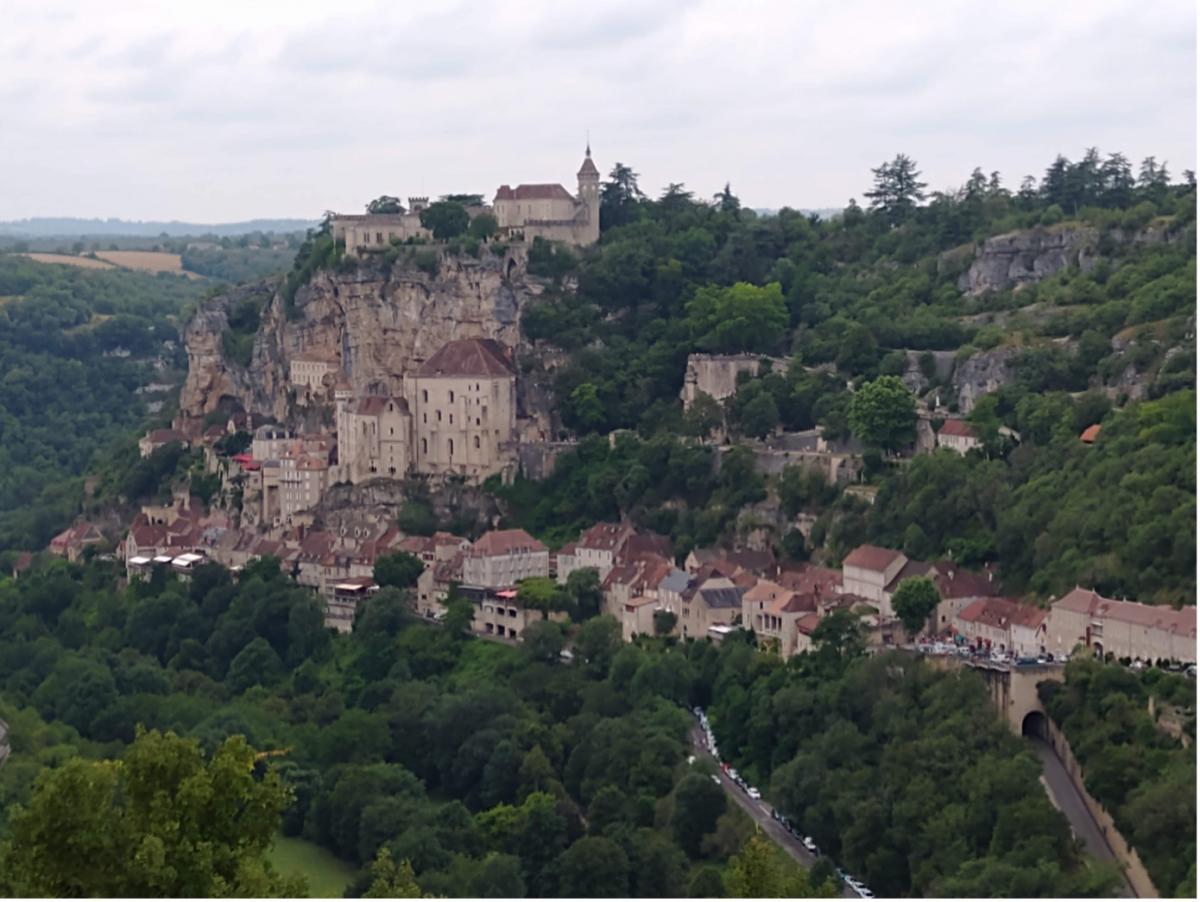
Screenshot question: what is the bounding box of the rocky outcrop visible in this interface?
[957,226,1100,296]
[180,248,555,432]
[950,347,1019,413]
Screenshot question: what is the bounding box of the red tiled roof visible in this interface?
[355,396,407,416]
[145,428,187,444]
[938,419,976,438]
[929,561,997,599]
[469,528,546,557]
[958,597,1043,630]
[415,338,514,378]
[843,544,906,573]
[1080,424,1102,443]
[579,523,631,553]
[1054,587,1195,637]
[796,612,824,635]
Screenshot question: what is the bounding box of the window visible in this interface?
[448,439,454,457]
[422,389,428,402]
[421,438,427,454]
[475,418,480,426]
[449,414,453,424]
[474,435,480,449]
[437,410,442,422]
[449,390,455,403]
[376,232,383,244]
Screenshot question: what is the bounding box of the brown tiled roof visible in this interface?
[843,544,905,573]
[938,419,976,438]
[774,592,819,616]
[929,561,997,599]
[778,564,843,597]
[726,548,776,575]
[958,597,1042,630]
[415,338,514,378]
[796,612,823,635]
[145,428,188,444]
[885,558,933,593]
[470,528,546,557]
[578,152,599,178]
[1054,587,1195,637]
[355,396,407,416]
[494,183,574,202]
[1080,424,1102,443]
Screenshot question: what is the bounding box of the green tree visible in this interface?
[517,576,567,620]
[374,551,425,591]
[367,196,403,214]
[653,609,678,636]
[227,637,284,692]
[567,383,607,434]
[684,392,724,438]
[566,567,603,620]
[557,835,630,897]
[864,154,927,223]
[725,832,830,897]
[363,847,423,898]
[686,282,788,354]
[419,201,470,240]
[522,619,566,662]
[848,376,917,453]
[0,729,303,897]
[468,213,499,241]
[575,615,623,677]
[740,390,780,438]
[891,576,941,638]
[672,772,727,857]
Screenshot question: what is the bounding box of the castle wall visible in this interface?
[408,373,516,480]
[682,354,785,408]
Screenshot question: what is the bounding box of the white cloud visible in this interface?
[0,0,1193,220]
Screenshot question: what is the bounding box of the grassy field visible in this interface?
[94,250,191,274]
[267,835,357,898]
[21,252,116,269]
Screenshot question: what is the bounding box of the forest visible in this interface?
[0,256,206,554]
[0,557,1124,898]
[1040,659,1196,896]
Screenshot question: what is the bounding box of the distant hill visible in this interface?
[0,217,317,238]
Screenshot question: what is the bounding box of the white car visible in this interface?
[747,787,761,800]
[802,837,817,853]
[858,889,874,899]
[687,755,696,765]
[710,774,721,785]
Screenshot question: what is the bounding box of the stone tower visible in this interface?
[577,143,600,244]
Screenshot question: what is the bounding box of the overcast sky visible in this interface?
[0,0,1195,222]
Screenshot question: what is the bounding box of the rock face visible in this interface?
[951,347,1019,413]
[180,248,554,431]
[957,226,1100,296]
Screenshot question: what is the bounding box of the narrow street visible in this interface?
[1027,737,1136,897]
[689,724,859,899]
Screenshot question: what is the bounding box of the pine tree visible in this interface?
[864,154,927,224]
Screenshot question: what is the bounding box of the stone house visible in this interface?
[841,544,908,616]
[678,568,745,639]
[937,419,981,455]
[139,428,189,458]
[956,597,1046,655]
[462,528,549,589]
[49,521,105,561]
[289,353,340,394]
[1045,588,1196,663]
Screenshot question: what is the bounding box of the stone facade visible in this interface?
[680,354,783,410]
[289,354,339,392]
[335,338,518,485]
[462,528,549,589]
[1045,587,1196,663]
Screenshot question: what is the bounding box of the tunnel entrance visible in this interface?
[1021,710,1048,741]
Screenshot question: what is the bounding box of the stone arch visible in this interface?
[1021,709,1048,740]
[506,257,518,281]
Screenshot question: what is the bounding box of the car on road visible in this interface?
[710,774,721,786]
[747,787,761,799]
[802,836,817,853]
[687,755,696,765]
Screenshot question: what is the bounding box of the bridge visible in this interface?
[922,653,1063,735]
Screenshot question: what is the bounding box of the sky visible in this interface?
[0,0,1195,222]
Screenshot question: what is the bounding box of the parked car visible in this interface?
[802,836,818,853]
[687,755,696,765]
[710,774,721,786]
[747,787,762,800]
[858,888,875,899]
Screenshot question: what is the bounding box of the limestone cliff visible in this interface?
[180,248,556,433]
[956,225,1100,296]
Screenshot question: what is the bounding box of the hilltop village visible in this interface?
[33,147,1195,674]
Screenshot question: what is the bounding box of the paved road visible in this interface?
[1027,737,1136,897]
[689,724,858,899]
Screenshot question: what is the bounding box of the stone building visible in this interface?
[462,528,549,589]
[680,354,770,410]
[1045,588,1196,663]
[334,337,518,485]
[493,146,600,247]
[290,353,340,395]
[937,418,981,455]
[332,149,600,254]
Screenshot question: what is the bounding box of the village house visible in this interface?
[461,528,549,589]
[557,522,673,584]
[936,419,981,455]
[48,521,106,562]
[955,597,1048,656]
[677,567,745,639]
[841,543,998,627]
[841,544,908,616]
[1045,587,1196,663]
[289,352,340,395]
[138,428,189,458]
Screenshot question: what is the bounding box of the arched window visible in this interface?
[474,436,480,449]
[421,438,427,454]
[422,389,428,402]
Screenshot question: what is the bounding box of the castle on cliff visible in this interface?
[331,147,600,254]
